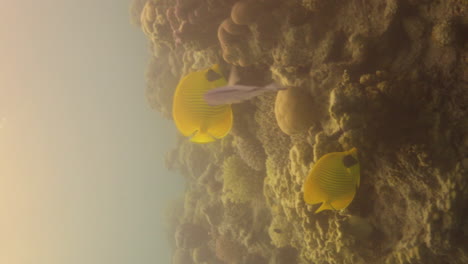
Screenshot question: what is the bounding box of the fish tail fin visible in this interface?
[190,127,216,143]
[315,201,334,214]
[190,131,216,143]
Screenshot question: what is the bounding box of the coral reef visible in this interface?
[172,249,192,264]
[221,155,263,204]
[233,135,266,171]
[175,222,210,249]
[268,215,293,248]
[135,0,468,263]
[192,246,212,263]
[215,234,246,263]
[144,49,179,118]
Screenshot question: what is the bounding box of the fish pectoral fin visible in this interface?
[315,201,334,214]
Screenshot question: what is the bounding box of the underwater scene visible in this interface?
[132,0,467,263]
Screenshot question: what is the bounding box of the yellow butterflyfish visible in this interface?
[172,64,233,143]
[303,148,360,213]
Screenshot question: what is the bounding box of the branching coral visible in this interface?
[233,136,266,171]
[222,199,253,229]
[264,156,298,215]
[221,155,263,204]
[168,0,232,49]
[217,18,254,67]
[255,93,297,211]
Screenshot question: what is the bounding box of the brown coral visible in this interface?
[145,51,179,118]
[274,88,322,135]
[234,136,266,171]
[175,223,209,249]
[172,249,192,264]
[140,0,174,49]
[230,0,262,26]
[215,235,245,263]
[217,19,253,67]
[221,155,264,204]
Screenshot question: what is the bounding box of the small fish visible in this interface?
[273,228,282,234]
[172,64,233,143]
[204,66,286,106]
[303,148,360,213]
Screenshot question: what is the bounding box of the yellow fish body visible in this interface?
[172,64,233,143]
[303,148,360,213]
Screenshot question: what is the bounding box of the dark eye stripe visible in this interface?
[205,69,223,82]
[342,155,358,168]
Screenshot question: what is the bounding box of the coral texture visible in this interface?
[221,155,263,204]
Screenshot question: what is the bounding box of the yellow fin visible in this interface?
[315,201,334,213]
[190,131,216,143]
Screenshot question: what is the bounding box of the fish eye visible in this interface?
[205,69,223,82]
[342,155,358,168]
